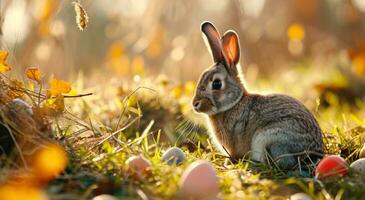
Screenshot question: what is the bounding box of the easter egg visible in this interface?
[290,193,312,200]
[161,147,185,165]
[359,144,365,158]
[315,155,348,178]
[92,194,119,200]
[12,98,33,115]
[180,160,219,199]
[125,155,152,177]
[350,158,365,174]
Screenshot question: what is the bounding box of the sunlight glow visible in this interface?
[2,0,30,45]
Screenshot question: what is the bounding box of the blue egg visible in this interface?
[161,147,185,165]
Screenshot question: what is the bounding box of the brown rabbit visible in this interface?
[192,22,323,170]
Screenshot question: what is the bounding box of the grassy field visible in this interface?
[1,1,365,199]
[1,52,365,200]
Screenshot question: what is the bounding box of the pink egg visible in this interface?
[315,155,348,178]
[290,193,312,200]
[180,160,219,199]
[125,155,152,178]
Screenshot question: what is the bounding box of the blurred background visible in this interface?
[1,0,364,81]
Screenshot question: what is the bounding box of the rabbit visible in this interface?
[192,21,324,170]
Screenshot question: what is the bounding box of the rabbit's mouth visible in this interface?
[192,97,215,114]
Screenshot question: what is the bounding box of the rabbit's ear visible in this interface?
[222,31,240,67]
[201,22,225,64]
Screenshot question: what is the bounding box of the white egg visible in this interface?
[290,193,312,200]
[359,144,365,158]
[161,147,185,165]
[350,158,365,174]
[92,194,119,200]
[180,160,219,199]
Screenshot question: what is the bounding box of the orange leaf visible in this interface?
[49,79,71,96]
[7,79,25,99]
[25,67,41,82]
[0,51,11,73]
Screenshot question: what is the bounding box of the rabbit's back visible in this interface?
[248,94,323,167]
[252,94,321,135]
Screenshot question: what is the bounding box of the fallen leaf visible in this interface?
[48,95,65,113]
[73,1,88,31]
[25,67,41,82]
[49,79,71,96]
[0,51,11,73]
[7,79,25,98]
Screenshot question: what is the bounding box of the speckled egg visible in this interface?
[290,193,312,200]
[92,194,119,200]
[315,155,348,178]
[350,158,365,174]
[125,155,152,177]
[359,145,365,158]
[180,160,219,199]
[12,98,33,115]
[161,147,185,165]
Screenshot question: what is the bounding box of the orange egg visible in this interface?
[315,155,348,178]
[180,160,219,199]
[125,155,152,178]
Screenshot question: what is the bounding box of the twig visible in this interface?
[90,117,140,150]
[63,92,93,98]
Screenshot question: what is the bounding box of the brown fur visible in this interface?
[193,22,323,169]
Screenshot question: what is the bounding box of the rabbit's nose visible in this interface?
[193,100,201,110]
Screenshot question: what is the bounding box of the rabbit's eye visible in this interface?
[212,79,222,90]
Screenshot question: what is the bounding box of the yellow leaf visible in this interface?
[127,94,138,108]
[0,50,8,61]
[0,51,11,73]
[28,82,35,91]
[53,95,65,112]
[44,95,65,115]
[49,79,71,96]
[25,67,41,82]
[287,23,305,41]
[67,88,78,96]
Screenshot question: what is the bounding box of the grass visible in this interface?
[1,57,365,200]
